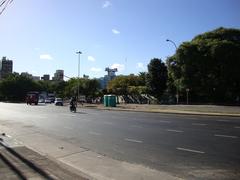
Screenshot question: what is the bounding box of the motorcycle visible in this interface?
[70,104,76,113]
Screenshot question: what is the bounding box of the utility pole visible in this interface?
[76,51,82,103]
[186,88,190,105]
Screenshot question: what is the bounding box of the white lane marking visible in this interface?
[64,126,73,130]
[88,131,101,136]
[234,126,240,129]
[177,147,205,154]
[217,120,230,122]
[192,123,207,126]
[103,122,113,125]
[131,125,142,128]
[124,138,143,143]
[6,135,12,138]
[214,134,238,139]
[158,120,171,123]
[167,129,184,133]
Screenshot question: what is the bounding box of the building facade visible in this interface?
[98,67,118,89]
[52,70,64,81]
[0,57,13,79]
[21,72,33,79]
[41,74,50,81]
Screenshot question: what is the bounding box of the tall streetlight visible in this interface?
[186,88,190,105]
[76,51,82,103]
[166,39,179,104]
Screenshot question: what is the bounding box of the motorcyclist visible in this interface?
[70,96,77,112]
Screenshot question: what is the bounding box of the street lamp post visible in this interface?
[76,51,82,103]
[186,88,190,105]
[166,39,179,104]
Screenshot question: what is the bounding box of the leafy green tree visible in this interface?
[138,72,147,86]
[167,27,240,103]
[146,58,168,101]
[107,74,147,95]
[0,74,40,102]
[64,78,100,99]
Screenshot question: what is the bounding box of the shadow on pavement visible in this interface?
[0,141,54,180]
[0,153,27,180]
[75,111,87,114]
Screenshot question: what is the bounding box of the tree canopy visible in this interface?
[107,74,147,95]
[167,27,240,103]
[146,58,168,101]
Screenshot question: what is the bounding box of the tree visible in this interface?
[107,74,147,95]
[167,27,240,103]
[146,58,168,101]
[138,72,147,86]
[0,74,40,102]
[64,78,100,99]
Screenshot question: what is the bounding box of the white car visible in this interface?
[45,98,52,104]
[54,98,63,106]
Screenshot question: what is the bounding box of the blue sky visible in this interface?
[0,0,239,79]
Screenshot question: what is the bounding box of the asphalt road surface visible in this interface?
[0,102,240,179]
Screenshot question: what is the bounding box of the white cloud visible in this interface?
[102,1,111,8]
[111,63,125,72]
[40,54,53,60]
[88,56,96,62]
[90,67,102,72]
[136,62,145,70]
[112,29,120,34]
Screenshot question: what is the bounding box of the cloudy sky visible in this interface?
[0,0,239,79]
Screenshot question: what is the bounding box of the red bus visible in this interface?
[26,91,39,105]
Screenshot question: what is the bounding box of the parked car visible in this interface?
[38,98,45,103]
[45,98,52,104]
[54,98,63,106]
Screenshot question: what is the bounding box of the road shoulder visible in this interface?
[0,123,182,180]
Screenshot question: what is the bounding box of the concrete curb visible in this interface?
[80,105,240,117]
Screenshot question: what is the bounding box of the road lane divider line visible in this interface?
[214,134,238,139]
[130,125,142,128]
[192,123,207,126]
[234,126,240,129]
[217,120,230,122]
[166,129,183,133]
[88,131,101,136]
[103,122,113,125]
[158,120,171,123]
[124,138,143,143]
[177,147,205,154]
[64,126,73,130]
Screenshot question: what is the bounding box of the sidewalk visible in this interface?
[81,104,240,117]
[0,135,88,180]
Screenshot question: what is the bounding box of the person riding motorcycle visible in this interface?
[70,96,77,112]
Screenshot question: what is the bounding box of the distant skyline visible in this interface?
[0,0,239,79]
